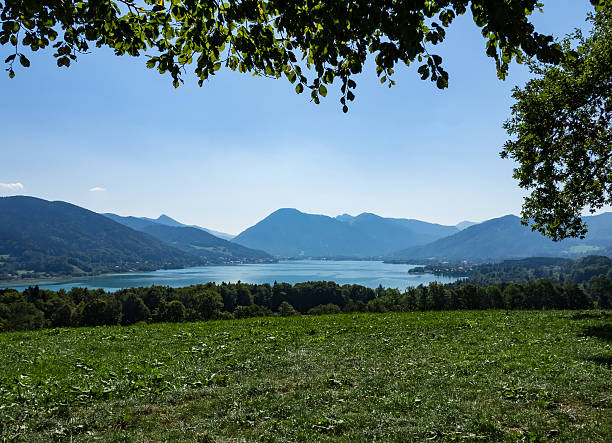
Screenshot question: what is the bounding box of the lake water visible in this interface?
[3,260,459,292]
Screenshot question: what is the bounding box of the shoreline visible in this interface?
[0,259,284,287]
[0,274,103,287]
[0,260,455,291]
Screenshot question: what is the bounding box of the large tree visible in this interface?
[502,4,611,240]
[2,0,569,112]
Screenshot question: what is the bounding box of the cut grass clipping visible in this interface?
[0,311,610,441]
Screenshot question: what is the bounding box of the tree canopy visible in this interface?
[1,0,573,111]
[502,5,611,241]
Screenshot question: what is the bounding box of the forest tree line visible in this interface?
[1,273,610,332]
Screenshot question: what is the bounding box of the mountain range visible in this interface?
[0,196,200,277]
[2,196,611,282]
[392,213,612,260]
[103,213,234,240]
[0,197,271,280]
[233,208,612,261]
[104,213,271,263]
[232,208,460,257]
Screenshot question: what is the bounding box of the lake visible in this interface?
[3,260,460,292]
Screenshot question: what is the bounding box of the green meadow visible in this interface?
[0,311,610,442]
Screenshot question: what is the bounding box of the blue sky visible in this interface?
[0,1,601,235]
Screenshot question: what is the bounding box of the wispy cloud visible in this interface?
[89,186,106,192]
[0,182,24,191]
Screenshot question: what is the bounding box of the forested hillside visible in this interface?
[105,213,274,263]
[393,213,612,260]
[0,196,201,280]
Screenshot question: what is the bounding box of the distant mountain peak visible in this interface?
[335,213,356,223]
[153,214,184,227]
[103,213,235,240]
[456,220,479,231]
[272,208,301,215]
[355,212,382,220]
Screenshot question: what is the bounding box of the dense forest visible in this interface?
[2,275,610,332]
[404,256,612,283]
[2,255,611,332]
[459,255,612,285]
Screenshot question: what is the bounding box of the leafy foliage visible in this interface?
[1,0,573,109]
[502,6,612,240]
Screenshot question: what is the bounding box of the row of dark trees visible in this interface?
[1,274,610,332]
[460,255,612,286]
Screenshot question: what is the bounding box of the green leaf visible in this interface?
[295,83,304,94]
[318,84,327,97]
[19,54,30,67]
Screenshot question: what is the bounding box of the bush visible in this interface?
[163,300,186,323]
[82,298,121,326]
[4,302,45,331]
[278,301,299,317]
[121,294,150,325]
[51,304,72,327]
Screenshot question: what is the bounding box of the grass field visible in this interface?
[0,311,610,442]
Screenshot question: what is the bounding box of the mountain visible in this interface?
[233,209,459,257]
[102,213,159,231]
[0,196,202,279]
[456,221,478,230]
[338,212,458,253]
[233,208,376,257]
[393,213,612,261]
[105,213,273,263]
[137,224,273,263]
[335,214,356,223]
[103,213,235,240]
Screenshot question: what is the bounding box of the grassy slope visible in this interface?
[0,311,610,442]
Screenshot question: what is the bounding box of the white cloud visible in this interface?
[0,182,24,191]
[89,186,106,192]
